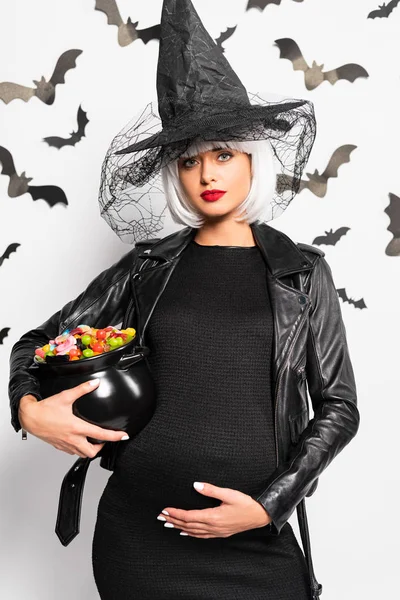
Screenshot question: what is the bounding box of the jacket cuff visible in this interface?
[10,387,42,433]
[251,491,289,535]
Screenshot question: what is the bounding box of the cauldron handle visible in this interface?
[116,345,150,371]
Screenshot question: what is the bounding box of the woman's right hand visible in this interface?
[18,379,129,459]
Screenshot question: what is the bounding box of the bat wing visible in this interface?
[0,145,17,177]
[320,145,357,180]
[2,243,21,260]
[49,49,83,87]
[384,193,400,235]
[353,298,367,309]
[0,327,10,344]
[274,38,310,72]
[43,105,89,148]
[42,135,72,148]
[336,288,349,303]
[0,81,35,104]
[246,0,281,10]
[367,8,386,19]
[312,234,331,245]
[331,227,351,243]
[95,0,123,26]
[323,64,368,85]
[28,185,69,207]
[76,105,89,138]
[276,173,310,193]
[387,0,400,14]
[215,26,237,50]
[138,24,161,44]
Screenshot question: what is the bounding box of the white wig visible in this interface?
[160,138,277,228]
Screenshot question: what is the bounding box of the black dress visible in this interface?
[92,240,311,599]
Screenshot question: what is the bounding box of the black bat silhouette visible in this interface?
[337,289,367,310]
[0,328,10,344]
[384,193,400,256]
[95,0,161,46]
[368,0,400,18]
[276,144,357,198]
[274,38,368,90]
[312,227,351,247]
[0,49,82,105]
[215,26,237,53]
[247,0,303,10]
[0,243,20,267]
[43,105,89,149]
[0,146,68,208]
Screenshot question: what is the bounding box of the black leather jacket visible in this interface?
[8,221,360,536]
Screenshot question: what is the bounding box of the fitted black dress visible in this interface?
[92,240,311,599]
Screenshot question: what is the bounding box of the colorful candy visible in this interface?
[33,324,136,364]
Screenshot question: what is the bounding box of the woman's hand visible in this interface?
[157,481,272,538]
[18,380,129,458]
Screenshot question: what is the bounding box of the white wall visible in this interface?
[1,1,399,598]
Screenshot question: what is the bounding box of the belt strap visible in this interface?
[55,456,94,546]
[297,498,323,598]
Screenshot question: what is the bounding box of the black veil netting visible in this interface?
[98,91,316,244]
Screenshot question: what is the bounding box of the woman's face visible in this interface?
[177,147,252,221]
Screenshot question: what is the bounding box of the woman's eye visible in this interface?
[182,158,197,168]
[218,152,233,161]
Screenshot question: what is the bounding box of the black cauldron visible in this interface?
[28,340,157,444]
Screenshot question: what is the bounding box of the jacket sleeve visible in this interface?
[252,255,360,534]
[8,247,138,433]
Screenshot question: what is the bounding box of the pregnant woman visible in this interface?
[9,1,359,598]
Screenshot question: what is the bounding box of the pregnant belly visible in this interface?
[112,417,275,512]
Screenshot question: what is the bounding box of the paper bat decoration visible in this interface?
[43,105,89,149]
[215,26,237,53]
[0,49,82,105]
[312,228,351,247]
[95,0,161,46]
[246,0,303,10]
[337,289,367,310]
[276,144,357,198]
[0,146,68,208]
[384,193,400,256]
[0,328,10,345]
[368,0,400,18]
[274,39,368,90]
[0,243,20,268]
[95,1,234,50]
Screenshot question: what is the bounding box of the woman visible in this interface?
[9,0,360,597]
[92,136,323,599]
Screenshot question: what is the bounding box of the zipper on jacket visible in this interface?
[273,303,310,467]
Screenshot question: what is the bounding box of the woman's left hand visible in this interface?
[157,481,272,538]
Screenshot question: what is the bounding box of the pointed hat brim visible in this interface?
[114,98,308,155]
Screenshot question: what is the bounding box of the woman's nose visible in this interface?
[200,163,217,184]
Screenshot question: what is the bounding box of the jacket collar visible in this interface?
[137,221,313,278]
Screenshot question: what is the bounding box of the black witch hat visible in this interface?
[99,0,316,243]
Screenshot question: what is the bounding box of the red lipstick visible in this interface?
[200,190,226,202]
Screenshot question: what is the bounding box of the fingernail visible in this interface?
[180,532,189,536]
[121,435,130,440]
[157,515,167,521]
[164,522,174,528]
[162,510,169,515]
[193,481,204,490]
[89,379,100,387]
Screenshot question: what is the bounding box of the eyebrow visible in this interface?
[181,147,232,160]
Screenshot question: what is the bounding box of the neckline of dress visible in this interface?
[191,240,258,249]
